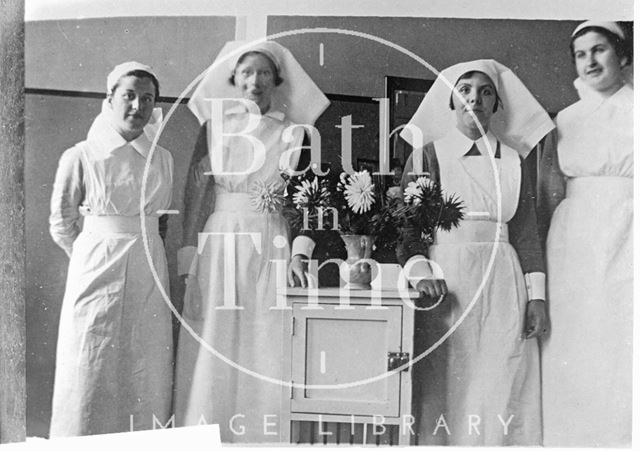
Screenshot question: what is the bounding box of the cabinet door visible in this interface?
[290,303,403,417]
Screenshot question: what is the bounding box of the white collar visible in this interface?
[87,113,153,158]
[600,82,633,112]
[440,128,499,159]
[572,81,633,118]
[224,103,286,121]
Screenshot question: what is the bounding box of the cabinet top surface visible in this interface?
[279,287,420,300]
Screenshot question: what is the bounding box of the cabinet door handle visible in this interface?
[387,352,410,371]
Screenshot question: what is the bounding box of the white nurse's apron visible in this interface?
[413,133,541,446]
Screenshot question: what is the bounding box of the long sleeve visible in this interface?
[289,143,316,257]
[395,143,440,266]
[537,129,566,246]
[49,145,85,257]
[178,123,216,275]
[508,155,545,274]
[288,146,345,287]
[289,136,339,258]
[182,123,216,248]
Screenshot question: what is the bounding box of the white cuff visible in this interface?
[525,272,546,301]
[403,255,438,289]
[178,246,197,276]
[291,235,315,259]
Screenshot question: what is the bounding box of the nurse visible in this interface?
[539,21,633,447]
[174,41,328,443]
[49,62,174,436]
[398,59,554,446]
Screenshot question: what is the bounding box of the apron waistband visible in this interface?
[434,220,508,244]
[215,192,279,214]
[215,193,253,212]
[83,215,159,234]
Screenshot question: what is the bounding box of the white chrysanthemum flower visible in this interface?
[344,171,375,214]
[416,177,433,189]
[292,177,330,209]
[404,176,433,205]
[250,180,285,213]
[404,182,421,204]
[292,178,316,206]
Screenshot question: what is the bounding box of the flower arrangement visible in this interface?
[283,169,464,248]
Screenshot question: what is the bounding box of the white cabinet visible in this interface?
[280,288,419,445]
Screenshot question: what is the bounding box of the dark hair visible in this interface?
[570,25,632,65]
[228,51,284,86]
[110,69,161,101]
[448,71,502,113]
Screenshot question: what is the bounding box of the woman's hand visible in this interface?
[414,279,448,310]
[415,278,448,300]
[287,254,309,288]
[523,299,547,339]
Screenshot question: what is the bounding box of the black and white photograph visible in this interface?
[0,0,636,448]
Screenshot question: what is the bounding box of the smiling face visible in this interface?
[451,71,497,139]
[108,75,156,141]
[573,30,627,96]
[233,52,278,114]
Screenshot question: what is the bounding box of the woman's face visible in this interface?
[573,30,626,95]
[108,75,156,140]
[233,53,277,113]
[451,71,497,137]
